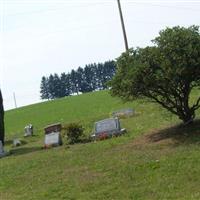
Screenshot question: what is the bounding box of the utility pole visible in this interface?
[13,92,17,108]
[117,0,129,51]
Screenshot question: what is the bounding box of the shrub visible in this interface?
[64,123,84,144]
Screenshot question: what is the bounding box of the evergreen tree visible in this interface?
[40,60,116,99]
[66,73,72,96]
[76,67,85,93]
[96,63,104,90]
[60,73,71,97]
[84,64,95,92]
[48,74,56,99]
[53,73,63,98]
[102,61,116,89]
[40,76,50,100]
[70,69,79,95]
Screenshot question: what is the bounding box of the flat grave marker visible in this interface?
[112,108,134,118]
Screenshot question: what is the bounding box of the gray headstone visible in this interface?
[95,119,118,133]
[44,132,62,147]
[0,141,9,158]
[93,118,124,139]
[112,108,134,118]
[13,139,21,147]
[0,141,4,154]
[24,124,33,137]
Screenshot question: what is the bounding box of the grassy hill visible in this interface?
[1,90,200,200]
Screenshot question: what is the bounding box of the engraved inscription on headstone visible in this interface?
[92,118,125,140]
[44,123,62,147]
[96,119,118,133]
[44,132,62,147]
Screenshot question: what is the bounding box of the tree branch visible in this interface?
[192,96,200,111]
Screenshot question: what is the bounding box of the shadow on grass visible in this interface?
[5,139,28,146]
[4,140,13,146]
[147,119,200,145]
[10,146,43,156]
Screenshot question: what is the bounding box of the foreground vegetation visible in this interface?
[1,90,200,200]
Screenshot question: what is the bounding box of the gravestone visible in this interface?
[24,124,33,137]
[92,118,126,140]
[0,140,9,158]
[44,123,62,148]
[13,138,21,147]
[112,108,134,118]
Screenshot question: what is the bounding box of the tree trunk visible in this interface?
[180,110,195,125]
[0,90,4,145]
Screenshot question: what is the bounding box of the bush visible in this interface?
[64,123,84,144]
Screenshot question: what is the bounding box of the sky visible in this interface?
[0,0,200,110]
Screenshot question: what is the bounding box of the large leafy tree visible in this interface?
[110,26,200,124]
[0,89,4,145]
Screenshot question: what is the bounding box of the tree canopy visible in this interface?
[40,60,116,99]
[110,26,200,124]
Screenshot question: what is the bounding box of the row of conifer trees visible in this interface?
[40,60,116,100]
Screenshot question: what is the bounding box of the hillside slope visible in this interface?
[1,90,200,200]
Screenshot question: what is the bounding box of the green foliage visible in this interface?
[110,25,200,124]
[40,60,116,100]
[64,123,84,144]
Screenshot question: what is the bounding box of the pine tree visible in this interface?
[60,73,71,97]
[70,70,79,95]
[40,76,50,100]
[84,64,95,92]
[53,73,63,98]
[48,74,56,99]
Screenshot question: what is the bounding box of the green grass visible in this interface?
[1,90,200,200]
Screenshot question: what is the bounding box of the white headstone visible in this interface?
[44,132,62,147]
[0,140,4,154]
[0,141,9,158]
[13,139,21,147]
[24,124,33,137]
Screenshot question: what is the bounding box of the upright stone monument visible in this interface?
[13,138,21,147]
[0,140,9,158]
[24,124,33,137]
[91,117,126,140]
[44,123,62,148]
